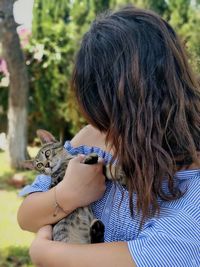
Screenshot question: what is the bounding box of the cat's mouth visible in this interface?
[51,159,63,174]
[43,159,61,175]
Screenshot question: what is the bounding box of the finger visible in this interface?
[36,225,53,240]
[73,154,86,163]
[98,158,104,164]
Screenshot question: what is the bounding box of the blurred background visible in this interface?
[0,0,199,266]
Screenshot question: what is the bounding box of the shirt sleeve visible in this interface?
[19,174,51,196]
[19,141,114,196]
[127,210,200,267]
[63,140,114,164]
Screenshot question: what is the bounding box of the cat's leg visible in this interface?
[53,208,93,244]
[83,153,99,164]
[52,216,71,242]
[52,210,92,243]
[83,154,105,243]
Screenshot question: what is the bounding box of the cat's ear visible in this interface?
[20,160,35,170]
[36,129,58,144]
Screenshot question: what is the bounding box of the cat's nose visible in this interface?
[45,162,50,168]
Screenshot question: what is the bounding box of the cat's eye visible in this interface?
[45,150,51,157]
[37,162,44,169]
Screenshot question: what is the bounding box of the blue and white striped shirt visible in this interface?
[20,141,200,267]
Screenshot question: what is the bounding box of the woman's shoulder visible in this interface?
[70,125,113,155]
[64,125,114,165]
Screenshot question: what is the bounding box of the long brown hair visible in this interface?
[71,6,200,225]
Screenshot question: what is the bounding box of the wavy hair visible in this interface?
[71,6,200,225]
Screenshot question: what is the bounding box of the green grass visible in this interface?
[0,190,34,267]
[0,148,39,267]
[0,190,34,249]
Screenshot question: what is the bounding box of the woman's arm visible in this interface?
[30,226,136,267]
[17,187,72,233]
[17,125,108,232]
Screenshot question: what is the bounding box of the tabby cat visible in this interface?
[22,129,126,244]
[22,129,106,244]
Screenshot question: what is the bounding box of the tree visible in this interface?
[0,0,29,168]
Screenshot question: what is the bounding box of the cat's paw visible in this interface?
[90,219,105,243]
[83,153,98,165]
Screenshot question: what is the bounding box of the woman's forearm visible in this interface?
[30,240,135,267]
[17,185,74,233]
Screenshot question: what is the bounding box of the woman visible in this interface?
[18,6,200,267]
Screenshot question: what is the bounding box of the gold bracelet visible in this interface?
[53,186,69,217]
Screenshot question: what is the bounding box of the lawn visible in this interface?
[0,148,38,267]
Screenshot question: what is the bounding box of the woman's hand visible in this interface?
[29,225,135,267]
[29,225,53,266]
[56,155,106,211]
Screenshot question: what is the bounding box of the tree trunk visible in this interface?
[0,0,29,168]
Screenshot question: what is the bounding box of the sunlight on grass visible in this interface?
[0,147,39,266]
[0,190,34,249]
[0,190,34,266]
[0,147,37,249]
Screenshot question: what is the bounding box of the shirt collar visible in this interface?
[175,169,200,180]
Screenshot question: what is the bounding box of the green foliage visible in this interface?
[166,0,200,72]
[168,0,190,27]
[0,246,33,267]
[110,0,134,9]
[26,1,73,139]
[26,0,111,137]
[32,0,70,39]
[134,0,168,15]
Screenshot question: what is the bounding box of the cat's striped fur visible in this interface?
[23,129,126,243]
[23,130,106,243]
